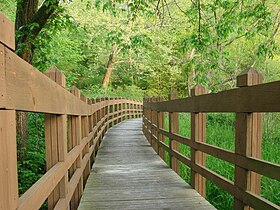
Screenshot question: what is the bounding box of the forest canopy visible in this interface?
[1,1,280,209]
[1,0,280,99]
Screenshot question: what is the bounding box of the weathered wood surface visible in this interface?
[78,119,215,210]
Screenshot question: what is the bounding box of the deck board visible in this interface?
[78,118,215,210]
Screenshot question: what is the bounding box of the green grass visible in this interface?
[162,113,280,210]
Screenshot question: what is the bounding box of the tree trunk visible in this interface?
[15,0,59,157]
[102,52,115,88]
[15,0,39,155]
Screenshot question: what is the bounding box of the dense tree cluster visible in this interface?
[0,0,279,209]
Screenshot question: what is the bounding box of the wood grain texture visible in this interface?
[147,122,280,181]
[0,44,6,108]
[1,47,142,114]
[0,13,15,50]
[234,69,263,210]
[0,110,18,210]
[78,119,214,210]
[190,85,206,198]
[143,80,280,113]
[168,92,180,175]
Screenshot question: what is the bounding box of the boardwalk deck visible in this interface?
[78,118,215,210]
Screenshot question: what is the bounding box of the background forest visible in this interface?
[0,0,280,209]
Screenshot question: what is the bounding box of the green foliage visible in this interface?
[163,113,280,209]
[0,0,16,21]
[18,113,45,196]
[1,0,280,208]
[83,85,144,101]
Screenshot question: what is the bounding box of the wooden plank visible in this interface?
[190,84,206,198]
[152,124,280,181]
[0,110,18,210]
[234,69,263,210]
[151,97,157,152]
[79,119,214,210]
[18,162,66,210]
[80,95,90,188]
[44,68,68,209]
[109,98,113,128]
[118,98,122,123]
[157,97,165,160]
[4,47,88,114]
[18,114,114,210]
[143,80,280,113]
[0,44,6,107]
[1,49,142,114]
[168,92,180,175]
[0,13,15,50]
[69,87,82,209]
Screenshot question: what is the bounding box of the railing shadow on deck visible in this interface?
[0,13,143,210]
[143,69,280,210]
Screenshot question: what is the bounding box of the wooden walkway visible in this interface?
[78,118,215,210]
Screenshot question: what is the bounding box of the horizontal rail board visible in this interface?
[18,112,140,210]
[144,81,280,112]
[1,45,142,115]
[145,119,280,181]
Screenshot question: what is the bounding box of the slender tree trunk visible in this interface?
[102,52,115,88]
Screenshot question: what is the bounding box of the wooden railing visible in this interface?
[143,69,280,210]
[0,13,143,210]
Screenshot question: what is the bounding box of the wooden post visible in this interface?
[139,103,142,118]
[190,84,206,197]
[91,98,97,165]
[168,92,180,175]
[104,97,109,131]
[69,86,83,209]
[130,101,133,118]
[133,101,136,118]
[234,68,263,210]
[150,98,154,149]
[114,98,118,125]
[122,99,126,121]
[96,97,101,133]
[132,101,134,118]
[143,97,147,135]
[80,95,91,189]
[154,97,160,154]
[88,99,92,139]
[154,97,159,153]
[0,13,15,50]
[127,101,130,119]
[136,103,139,118]
[100,97,105,138]
[92,98,97,138]
[45,67,68,209]
[0,15,18,210]
[118,98,122,123]
[109,98,114,127]
[157,96,165,161]
[147,97,153,146]
[0,110,18,210]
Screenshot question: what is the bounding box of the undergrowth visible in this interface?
[163,113,280,210]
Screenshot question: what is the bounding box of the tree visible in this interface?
[15,0,60,156]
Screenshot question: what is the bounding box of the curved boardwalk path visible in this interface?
[78,118,215,210]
